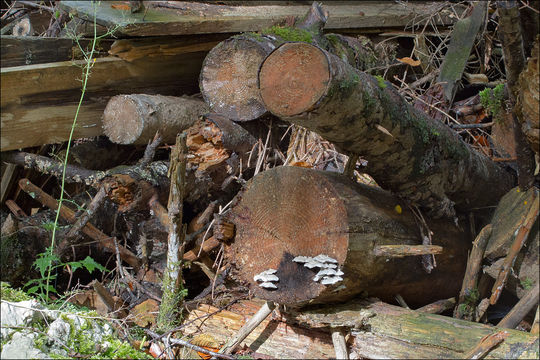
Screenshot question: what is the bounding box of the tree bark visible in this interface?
[258,42,515,218]
[224,166,470,308]
[102,94,208,145]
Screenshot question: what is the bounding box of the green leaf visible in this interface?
[80,256,107,274]
[26,285,40,294]
[54,10,60,19]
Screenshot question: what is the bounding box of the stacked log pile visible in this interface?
[1,1,538,359]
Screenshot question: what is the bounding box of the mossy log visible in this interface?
[223,166,470,308]
[199,3,379,122]
[258,42,515,218]
[102,94,208,145]
[290,299,539,359]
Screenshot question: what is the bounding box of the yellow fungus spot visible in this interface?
[517,189,520,192]
[394,205,402,214]
[524,201,528,205]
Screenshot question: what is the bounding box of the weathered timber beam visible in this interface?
[258,42,515,218]
[58,1,459,37]
[224,166,470,308]
[1,53,205,151]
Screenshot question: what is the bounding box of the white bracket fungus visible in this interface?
[292,254,344,285]
[259,282,278,289]
[254,269,279,289]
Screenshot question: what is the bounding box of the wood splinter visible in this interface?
[373,245,443,258]
[331,327,349,360]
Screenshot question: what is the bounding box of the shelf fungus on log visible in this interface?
[258,42,515,218]
[102,94,208,144]
[223,166,470,308]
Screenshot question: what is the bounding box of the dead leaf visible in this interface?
[130,299,159,327]
[111,3,131,11]
[464,72,489,84]
[397,57,421,67]
[290,161,312,168]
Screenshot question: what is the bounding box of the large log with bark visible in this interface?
[258,42,515,218]
[223,165,470,308]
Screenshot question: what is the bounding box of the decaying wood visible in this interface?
[224,166,469,308]
[415,297,456,314]
[463,331,510,360]
[59,1,459,37]
[497,282,539,329]
[1,53,205,151]
[331,328,349,360]
[18,178,140,269]
[489,188,538,305]
[373,244,443,257]
[220,301,276,354]
[182,299,336,359]
[102,94,208,145]
[288,299,539,359]
[455,224,492,319]
[158,133,188,330]
[532,307,540,335]
[258,42,514,218]
[436,2,487,103]
[497,0,536,189]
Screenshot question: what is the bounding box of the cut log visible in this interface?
[258,42,515,218]
[224,166,470,308]
[102,94,208,145]
[200,3,382,122]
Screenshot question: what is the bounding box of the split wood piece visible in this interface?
[454,224,493,319]
[517,36,539,158]
[183,236,221,262]
[18,178,140,269]
[289,299,539,359]
[258,42,515,218]
[102,94,208,145]
[436,2,487,103]
[331,327,349,360]
[497,282,540,329]
[224,166,470,308]
[91,280,128,319]
[531,306,539,335]
[415,297,456,314]
[463,331,510,360]
[183,299,336,358]
[373,244,443,257]
[59,1,459,37]
[489,191,539,305]
[1,53,205,151]
[219,301,276,355]
[158,133,188,330]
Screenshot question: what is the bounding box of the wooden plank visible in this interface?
[58,1,459,37]
[1,36,73,67]
[1,53,205,151]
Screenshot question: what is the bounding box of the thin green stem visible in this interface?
[45,3,99,301]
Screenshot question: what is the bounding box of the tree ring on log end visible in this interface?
[226,166,348,305]
[199,37,271,122]
[102,95,144,144]
[259,42,330,117]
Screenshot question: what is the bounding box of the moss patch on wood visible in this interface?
[262,25,313,43]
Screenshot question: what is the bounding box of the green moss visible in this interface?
[374,75,387,89]
[244,31,263,42]
[262,25,313,43]
[520,277,533,290]
[0,282,32,302]
[479,84,505,122]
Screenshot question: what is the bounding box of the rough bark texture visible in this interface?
[102,94,208,144]
[517,35,539,157]
[259,42,515,218]
[224,166,469,308]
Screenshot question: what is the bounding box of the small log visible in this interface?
[258,42,515,218]
[415,297,456,314]
[373,245,443,257]
[102,94,208,145]
[224,166,470,308]
[331,327,349,360]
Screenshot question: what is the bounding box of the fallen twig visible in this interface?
[497,282,539,329]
